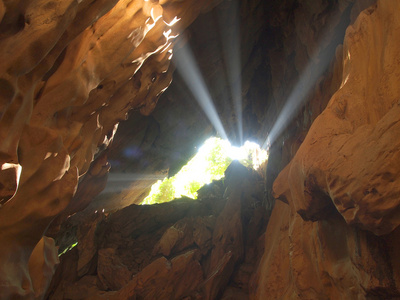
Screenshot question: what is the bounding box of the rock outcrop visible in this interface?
[46,162,267,299]
[273,0,400,235]
[252,1,400,298]
[0,0,223,297]
[1,0,400,298]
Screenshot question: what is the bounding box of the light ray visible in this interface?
[174,43,228,140]
[263,10,342,149]
[101,173,166,194]
[218,0,243,145]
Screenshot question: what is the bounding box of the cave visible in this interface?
[0,0,399,299]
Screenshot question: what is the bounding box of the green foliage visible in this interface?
[59,242,78,257]
[240,151,254,169]
[154,178,176,204]
[187,180,202,197]
[143,177,176,204]
[205,139,233,178]
[142,137,268,205]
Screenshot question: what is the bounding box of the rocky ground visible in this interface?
[46,162,268,299]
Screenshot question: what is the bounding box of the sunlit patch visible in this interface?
[163,29,179,41]
[142,137,268,205]
[161,42,173,53]
[342,73,350,87]
[167,49,173,60]
[151,8,162,23]
[145,6,162,32]
[164,16,181,27]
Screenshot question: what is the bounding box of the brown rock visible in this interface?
[273,0,400,235]
[203,162,251,299]
[77,213,103,277]
[0,0,224,295]
[250,201,291,299]
[28,237,59,299]
[113,250,203,300]
[153,215,215,257]
[153,218,195,257]
[203,251,236,300]
[252,3,400,298]
[97,248,132,291]
[2,0,400,299]
[221,286,249,300]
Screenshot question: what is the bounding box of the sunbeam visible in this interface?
[173,42,228,141]
[263,10,342,149]
[102,173,166,194]
[218,0,243,145]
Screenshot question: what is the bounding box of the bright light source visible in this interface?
[227,145,246,161]
[142,137,268,205]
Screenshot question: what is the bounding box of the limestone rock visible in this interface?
[153,216,215,257]
[112,251,204,300]
[28,237,59,300]
[76,212,104,277]
[0,0,224,296]
[46,163,267,299]
[97,248,132,291]
[1,0,400,298]
[251,1,400,299]
[273,0,400,235]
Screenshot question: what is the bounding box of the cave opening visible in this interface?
[1,0,400,298]
[142,136,268,205]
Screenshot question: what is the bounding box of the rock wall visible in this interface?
[0,0,223,298]
[1,0,400,298]
[252,0,400,299]
[46,162,267,299]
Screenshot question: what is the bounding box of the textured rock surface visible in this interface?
[46,163,267,299]
[0,0,224,297]
[273,0,400,236]
[1,0,400,298]
[252,0,400,299]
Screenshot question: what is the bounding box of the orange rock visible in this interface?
[273,0,400,235]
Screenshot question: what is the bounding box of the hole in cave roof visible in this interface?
[141,137,268,205]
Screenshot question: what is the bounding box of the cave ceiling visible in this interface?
[101,0,366,209]
[3,0,400,298]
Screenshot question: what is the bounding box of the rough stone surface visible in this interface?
[1,0,400,298]
[273,0,400,236]
[252,1,400,299]
[28,237,59,300]
[0,0,223,297]
[46,163,268,299]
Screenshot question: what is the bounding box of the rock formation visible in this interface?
[46,162,267,299]
[254,1,400,298]
[0,0,399,299]
[0,0,223,297]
